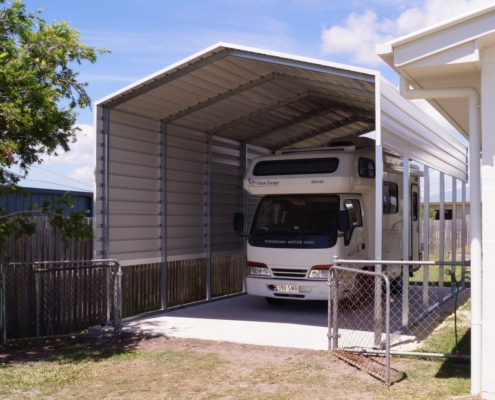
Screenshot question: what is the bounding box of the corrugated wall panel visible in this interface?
[96,109,162,262]
[380,77,468,181]
[166,125,208,258]
[210,136,243,254]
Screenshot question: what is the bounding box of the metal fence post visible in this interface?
[374,258,382,348]
[329,256,339,350]
[2,265,6,345]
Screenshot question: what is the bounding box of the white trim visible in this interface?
[376,4,495,54]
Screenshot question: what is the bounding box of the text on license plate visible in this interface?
[276,284,299,293]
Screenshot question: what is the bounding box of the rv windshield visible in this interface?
[249,195,340,249]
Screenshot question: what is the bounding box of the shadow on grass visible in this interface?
[435,329,471,380]
[0,332,154,365]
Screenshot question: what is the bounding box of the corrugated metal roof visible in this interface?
[96,43,467,180]
[96,43,377,151]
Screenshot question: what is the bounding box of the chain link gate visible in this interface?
[329,259,471,385]
[2,260,122,344]
[328,265,397,385]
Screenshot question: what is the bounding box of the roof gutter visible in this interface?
[400,75,482,396]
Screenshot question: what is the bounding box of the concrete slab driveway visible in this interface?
[124,294,330,350]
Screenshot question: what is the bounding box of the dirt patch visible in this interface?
[0,333,471,400]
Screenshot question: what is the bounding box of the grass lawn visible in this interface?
[0,333,475,399]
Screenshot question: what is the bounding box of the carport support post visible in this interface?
[206,135,212,301]
[461,182,466,288]
[241,143,248,292]
[374,76,383,348]
[160,122,168,310]
[102,107,110,322]
[402,158,410,329]
[102,107,110,260]
[439,173,445,302]
[423,166,430,309]
[451,178,457,295]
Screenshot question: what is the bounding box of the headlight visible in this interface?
[247,261,271,277]
[249,266,271,276]
[309,265,331,279]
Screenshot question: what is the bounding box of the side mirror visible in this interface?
[337,210,351,233]
[233,212,245,233]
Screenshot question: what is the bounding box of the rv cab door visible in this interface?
[342,197,368,261]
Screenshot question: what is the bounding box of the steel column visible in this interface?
[423,166,430,309]
[439,172,445,301]
[241,143,248,292]
[402,158,410,329]
[461,181,467,288]
[374,75,383,348]
[160,122,168,310]
[206,135,213,300]
[102,107,110,259]
[451,178,457,295]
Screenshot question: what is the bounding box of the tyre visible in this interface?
[265,297,287,305]
[390,275,403,295]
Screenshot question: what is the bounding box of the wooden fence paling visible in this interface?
[121,263,162,318]
[422,217,471,259]
[0,217,93,265]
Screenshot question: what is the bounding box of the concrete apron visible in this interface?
[124,294,329,350]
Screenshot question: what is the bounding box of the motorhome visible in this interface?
[234,137,422,304]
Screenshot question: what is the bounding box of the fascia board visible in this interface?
[402,41,480,69]
[379,3,495,54]
[393,11,495,68]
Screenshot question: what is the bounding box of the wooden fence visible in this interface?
[424,216,471,259]
[0,217,94,265]
[121,254,244,315]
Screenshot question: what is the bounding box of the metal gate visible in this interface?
[328,266,394,385]
[1,260,122,344]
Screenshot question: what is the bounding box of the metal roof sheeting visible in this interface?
[96,43,467,179]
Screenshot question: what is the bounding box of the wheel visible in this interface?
[265,297,287,305]
[390,275,403,295]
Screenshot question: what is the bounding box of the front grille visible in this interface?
[271,268,307,278]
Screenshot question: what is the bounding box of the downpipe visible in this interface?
[399,76,482,396]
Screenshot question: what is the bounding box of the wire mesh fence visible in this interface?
[329,260,471,385]
[328,266,399,385]
[395,264,471,357]
[1,260,122,344]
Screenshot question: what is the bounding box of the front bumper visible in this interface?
[246,276,329,300]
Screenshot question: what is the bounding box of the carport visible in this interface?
[94,43,467,316]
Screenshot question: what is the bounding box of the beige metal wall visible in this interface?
[95,108,246,266]
[95,107,162,263]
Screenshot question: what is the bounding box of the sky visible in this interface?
[13,0,494,194]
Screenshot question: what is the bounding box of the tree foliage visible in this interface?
[0,0,108,249]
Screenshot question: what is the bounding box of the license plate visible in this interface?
[276,284,299,293]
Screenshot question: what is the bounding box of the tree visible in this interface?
[0,0,108,249]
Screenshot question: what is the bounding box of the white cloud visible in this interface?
[68,167,95,187]
[320,0,494,67]
[43,124,94,166]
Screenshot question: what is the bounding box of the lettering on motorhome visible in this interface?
[264,240,316,245]
[249,179,280,187]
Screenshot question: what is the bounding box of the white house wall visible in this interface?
[481,44,495,397]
